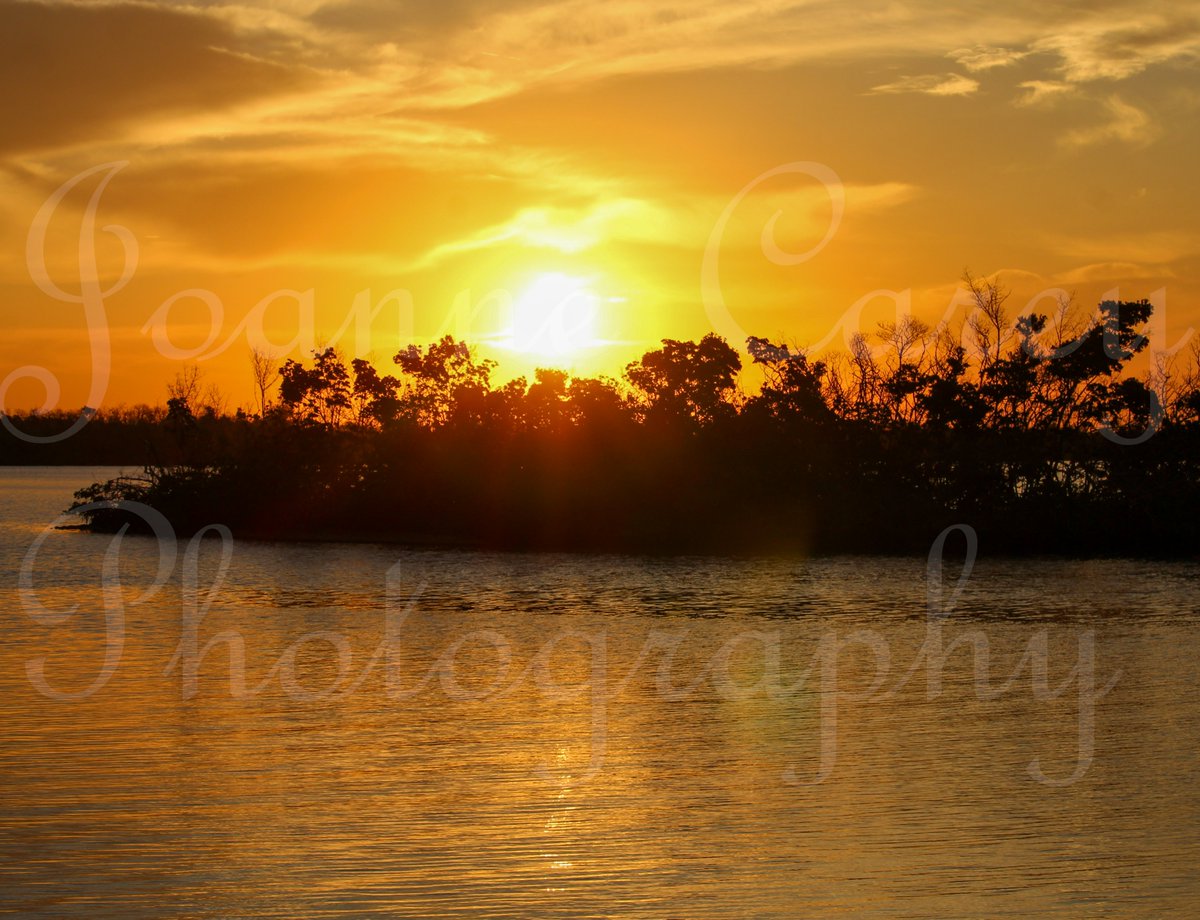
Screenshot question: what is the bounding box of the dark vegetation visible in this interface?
[7,279,1200,556]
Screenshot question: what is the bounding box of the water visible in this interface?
[1,467,1198,917]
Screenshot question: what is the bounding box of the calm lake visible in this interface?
[1,467,1198,918]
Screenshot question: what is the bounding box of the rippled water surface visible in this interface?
[2,467,1199,917]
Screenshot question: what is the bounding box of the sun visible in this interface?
[502,272,600,357]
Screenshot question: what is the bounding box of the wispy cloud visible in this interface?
[870,73,980,97]
[1061,95,1156,148]
[1015,80,1075,107]
[407,197,679,270]
[408,179,918,271]
[9,0,1199,170]
[1034,14,1200,83]
[949,44,1029,72]
[0,0,315,157]
[1059,261,1175,283]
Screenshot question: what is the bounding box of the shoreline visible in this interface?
[55,518,1200,563]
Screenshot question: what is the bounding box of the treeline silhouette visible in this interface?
[13,281,1200,555]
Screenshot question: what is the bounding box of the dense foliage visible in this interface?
[8,288,1200,555]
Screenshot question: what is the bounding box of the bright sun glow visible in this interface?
[502,272,600,357]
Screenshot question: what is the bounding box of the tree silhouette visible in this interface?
[53,293,1200,557]
[625,333,741,428]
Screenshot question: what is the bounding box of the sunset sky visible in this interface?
[3,0,1199,410]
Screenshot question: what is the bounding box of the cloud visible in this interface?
[408,179,918,270]
[949,44,1029,71]
[10,0,1199,171]
[870,73,980,97]
[1060,95,1156,148]
[0,0,316,157]
[1015,80,1075,107]
[1035,14,1200,83]
[408,197,679,270]
[1059,261,1174,283]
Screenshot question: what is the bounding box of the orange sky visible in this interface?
[3,0,1199,411]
